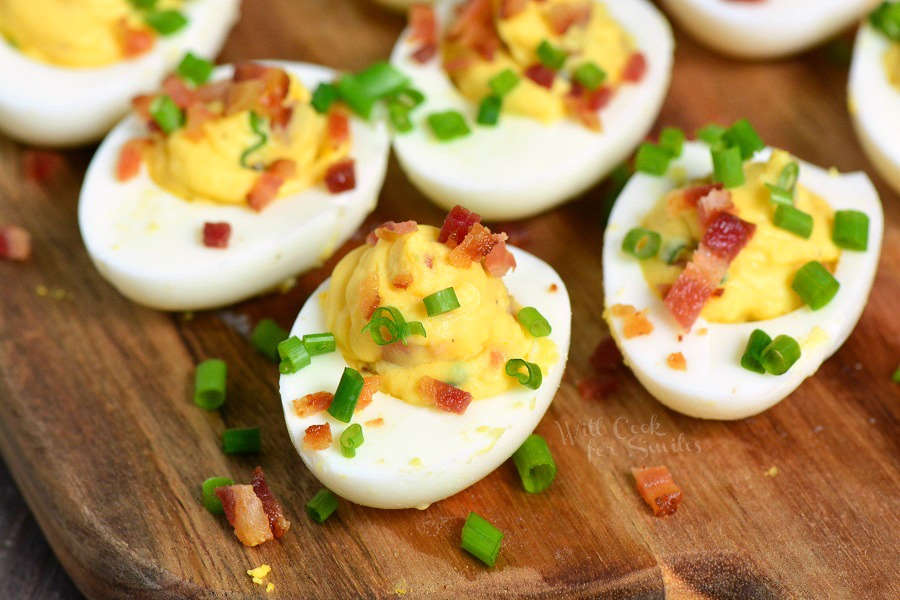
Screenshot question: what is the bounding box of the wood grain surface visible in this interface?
[1,1,898,598]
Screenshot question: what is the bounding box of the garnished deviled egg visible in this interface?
[389,0,673,220]
[80,59,390,311]
[603,126,883,420]
[850,2,900,195]
[280,208,571,509]
[659,0,880,59]
[0,0,239,146]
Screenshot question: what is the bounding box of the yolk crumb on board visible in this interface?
[247,564,272,587]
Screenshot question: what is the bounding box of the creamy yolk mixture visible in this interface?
[322,226,557,406]
[885,43,900,90]
[444,0,634,123]
[641,150,841,323]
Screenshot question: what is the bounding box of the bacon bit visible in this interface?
[183,104,216,140]
[448,223,504,268]
[233,62,269,81]
[483,240,516,276]
[677,334,683,342]
[409,4,438,44]
[711,288,725,298]
[696,188,734,227]
[375,220,418,242]
[0,226,31,261]
[632,465,683,516]
[666,352,687,371]
[610,303,636,318]
[116,138,148,182]
[359,272,380,319]
[194,79,230,104]
[203,222,231,249]
[623,310,653,338]
[365,417,385,427]
[622,52,647,83]
[525,64,556,89]
[549,283,558,292]
[216,485,275,547]
[131,94,156,127]
[443,55,476,74]
[411,43,438,63]
[225,79,266,116]
[448,0,500,60]
[293,392,334,418]
[247,160,296,212]
[250,467,291,539]
[590,338,623,372]
[22,150,64,184]
[327,110,350,146]
[578,375,619,401]
[355,376,381,413]
[392,273,413,289]
[268,158,296,181]
[682,182,724,207]
[703,212,756,262]
[118,20,155,57]
[565,83,613,130]
[303,423,332,451]
[490,350,505,368]
[438,205,482,247]
[324,159,356,194]
[162,74,195,109]
[546,2,592,34]
[417,377,473,414]
[424,255,434,269]
[499,0,529,19]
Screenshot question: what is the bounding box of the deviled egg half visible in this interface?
[603,128,883,420]
[850,2,900,196]
[80,59,390,311]
[389,0,673,220]
[658,0,880,60]
[0,0,239,146]
[280,208,571,509]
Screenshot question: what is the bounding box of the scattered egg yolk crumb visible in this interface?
[764,466,779,477]
[666,352,686,371]
[247,564,271,586]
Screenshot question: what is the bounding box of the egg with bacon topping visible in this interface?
[79,60,390,311]
[280,207,571,509]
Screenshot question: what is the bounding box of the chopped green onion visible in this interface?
[339,424,365,458]
[712,145,745,188]
[696,123,726,148]
[634,143,672,175]
[335,75,377,119]
[659,127,685,158]
[512,434,556,493]
[573,61,606,90]
[362,306,424,345]
[201,476,233,514]
[240,111,268,168]
[622,227,661,259]
[403,321,427,339]
[773,204,814,238]
[505,358,542,389]
[893,366,900,383]
[145,10,188,35]
[387,100,413,133]
[662,240,690,265]
[149,95,184,134]
[740,329,772,374]
[722,118,765,160]
[176,52,213,86]
[516,307,552,337]
[427,110,470,141]
[311,82,339,114]
[277,336,311,374]
[391,87,426,108]
[336,62,410,118]
[832,210,869,251]
[489,68,520,97]
[461,512,503,567]
[792,261,839,310]
[222,427,261,454]
[302,332,336,355]
[775,161,799,190]
[477,95,502,126]
[536,39,567,70]
[129,0,158,9]
[328,367,364,423]
[761,335,801,375]
[306,488,338,523]
[251,318,289,362]
[362,316,400,345]
[194,358,226,410]
[870,1,900,41]
[766,183,794,206]
[423,287,461,316]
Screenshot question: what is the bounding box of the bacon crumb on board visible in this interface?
[666,352,687,371]
[355,376,381,413]
[631,465,683,516]
[303,423,333,451]
[0,226,32,262]
[417,377,473,414]
[590,337,623,372]
[578,375,619,402]
[202,222,231,249]
[250,467,291,539]
[293,392,334,418]
[22,150,64,184]
[216,468,290,547]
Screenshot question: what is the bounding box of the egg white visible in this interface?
[79,61,391,312]
[602,141,883,420]
[659,0,880,60]
[849,22,900,196]
[389,0,674,220]
[280,246,571,510]
[0,0,240,147]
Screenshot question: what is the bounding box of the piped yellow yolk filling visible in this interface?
[885,42,900,90]
[321,226,557,406]
[640,150,841,323]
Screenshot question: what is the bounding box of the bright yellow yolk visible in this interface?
[640,150,841,323]
[321,225,557,406]
[145,77,348,206]
[444,0,633,123]
[885,43,900,90]
[0,0,178,67]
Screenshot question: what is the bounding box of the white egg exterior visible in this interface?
[659,0,880,60]
[603,142,883,420]
[389,0,674,220]
[280,246,571,510]
[0,0,240,147]
[79,62,390,312]
[849,22,900,196]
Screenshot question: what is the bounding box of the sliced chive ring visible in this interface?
[222,427,261,454]
[328,367,365,423]
[832,210,869,251]
[176,52,213,86]
[145,9,188,35]
[339,423,365,458]
[427,110,470,141]
[311,82,339,114]
[536,39,567,70]
[251,318,289,362]
[740,329,772,374]
[477,95,502,126]
[194,358,226,410]
[278,335,311,374]
[512,434,557,493]
[489,68,520,97]
[791,261,839,310]
[573,61,606,90]
[149,94,184,134]
[634,142,672,175]
[306,488,339,523]
[761,335,801,375]
[516,306,552,337]
[461,512,503,567]
[722,118,765,160]
[659,127,685,158]
[505,359,542,389]
[622,227,661,259]
[696,123,727,148]
[302,332,337,355]
[773,204,813,239]
[423,287,461,316]
[240,111,268,168]
[712,145,745,188]
[201,476,234,514]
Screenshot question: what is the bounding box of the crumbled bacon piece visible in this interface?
[666,352,687,371]
[564,83,613,130]
[483,240,516,276]
[0,226,31,261]
[703,212,755,262]
[411,43,438,63]
[525,64,555,89]
[375,221,418,242]
[549,283,558,292]
[118,20,155,57]
[162,74,195,109]
[578,375,619,401]
[293,392,334,418]
[303,423,332,451]
[22,150,64,184]
[203,222,231,249]
[355,376,381,413]
[682,183,724,207]
[409,4,438,44]
[131,94,156,127]
[448,223,506,269]
[546,2,592,34]
[696,188,734,227]
[392,273,413,289]
[225,79,266,116]
[448,0,500,60]
[490,350,505,368]
[194,79,230,104]
[358,272,380,319]
[184,104,216,140]
[623,310,653,338]
[249,467,291,539]
[443,55,476,74]
[324,159,356,194]
[499,0,528,19]
[417,377,473,414]
[438,205,482,247]
[632,465,683,516]
[610,304,636,318]
[622,52,647,83]
[247,160,296,212]
[327,110,350,146]
[216,485,274,547]
[590,338,622,372]
[233,62,269,81]
[116,138,147,182]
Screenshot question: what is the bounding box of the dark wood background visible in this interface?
[1,1,898,598]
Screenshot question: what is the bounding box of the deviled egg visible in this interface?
[0,0,239,146]
[280,208,571,509]
[389,0,673,220]
[80,59,390,311]
[659,0,880,59]
[603,129,883,420]
[850,2,900,195]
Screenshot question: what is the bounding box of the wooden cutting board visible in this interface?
[1,1,898,598]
